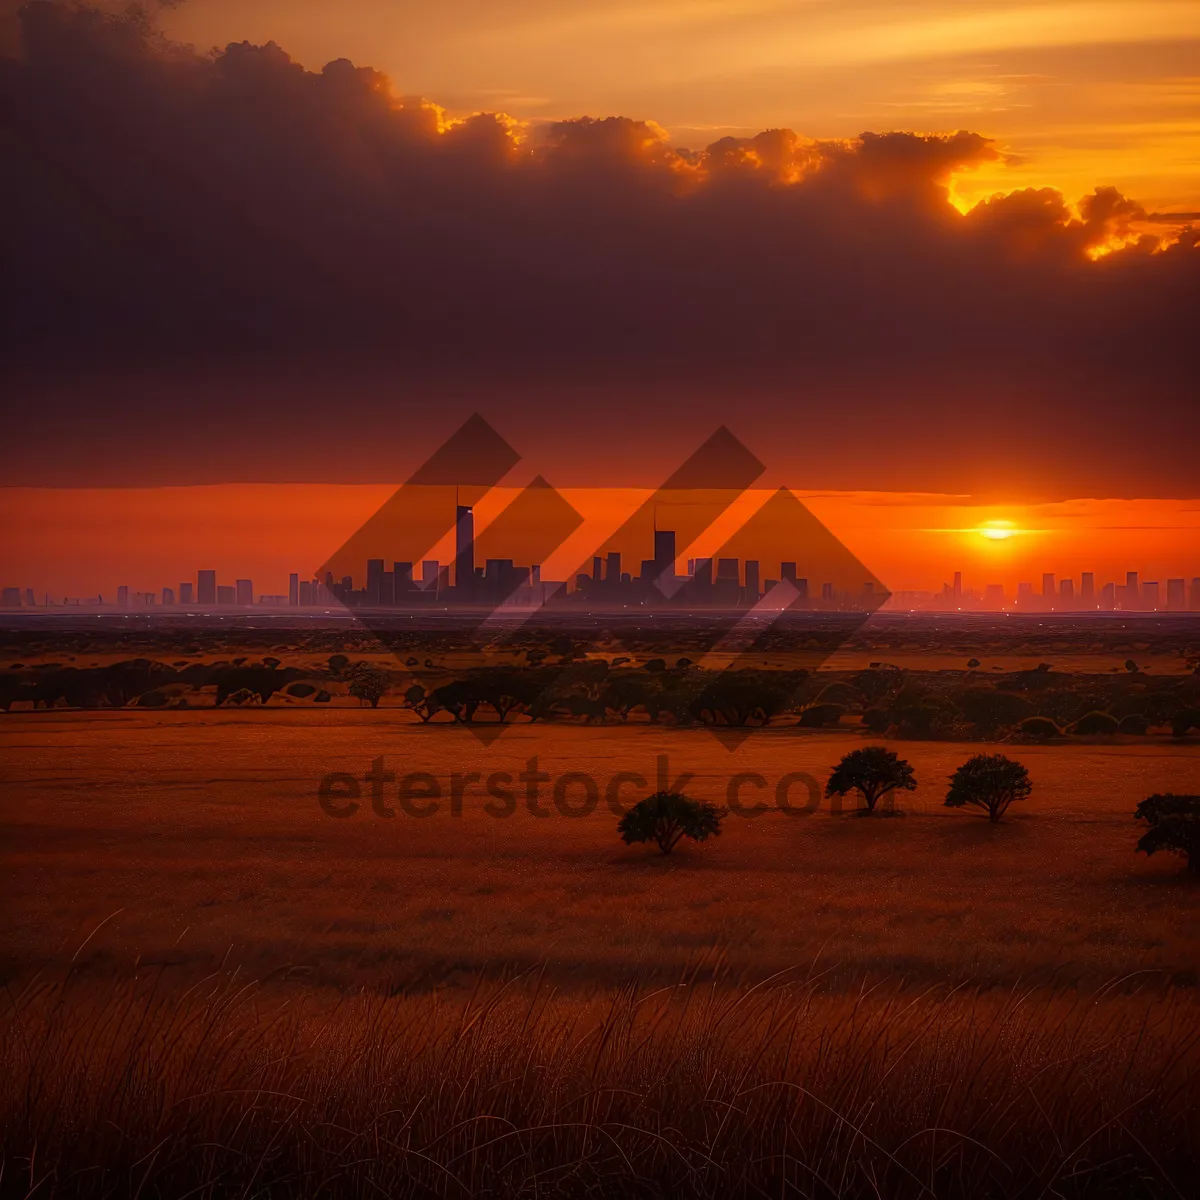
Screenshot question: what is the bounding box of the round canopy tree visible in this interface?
[347,663,390,708]
[1135,794,1200,875]
[617,792,724,855]
[944,754,1032,823]
[825,746,917,814]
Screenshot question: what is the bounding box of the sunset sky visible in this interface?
[157,0,1200,214]
[3,484,1197,600]
[1,1,1198,595]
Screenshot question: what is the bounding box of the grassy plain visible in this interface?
[3,673,1199,1198]
[2,712,1197,992]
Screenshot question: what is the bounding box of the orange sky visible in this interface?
[2,1,1197,569]
[3,485,1196,600]
[153,0,1200,213]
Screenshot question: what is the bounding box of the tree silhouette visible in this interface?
[1135,794,1200,875]
[477,671,537,722]
[825,746,917,813]
[945,754,1032,823]
[799,702,846,728]
[348,663,390,708]
[1072,710,1118,735]
[957,686,1033,735]
[402,683,441,722]
[432,679,482,724]
[1171,708,1200,738]
[1018,716,1061,739]
[602,675,649,722]
[618,792,724,855]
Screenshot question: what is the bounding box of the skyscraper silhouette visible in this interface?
[745,560,760,602]
[366,559,385,606]
[197,570,217,605]
[653,529,676,579]
[455,505,475,598]
[606,551,621,591]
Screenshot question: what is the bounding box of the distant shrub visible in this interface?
[699,675,790,728]
[617,792,724,855]
[1171,709,1200,738]
[945,754,1032,823]
[1128,690,1189,727]
[401,684,442,722]
[285,682,317,698]
[328,654,350,674]
[825,746,917,814]
[1018,716,1061,739]
[1125,659,1139,673]
[314,690,332,703]
[798,702,845,728]
[1135,794,1200,875]
[1072,711,1119,736]
[643,658,667,674]
[861,708,890,734]
[967,658,980,669]
[348,663,390,708]
[958,687,1033,734]
[1118,714,1149,736]
[432,679,482,724]
[1011,664,1056,692]
[891,700,965,740]
[814,681,861,709]
[602,676,650,722]
[851,665,904,706]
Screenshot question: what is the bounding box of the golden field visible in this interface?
[3,708,1199,1197]
[2,712,1197,991]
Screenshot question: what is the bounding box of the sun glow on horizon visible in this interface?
[978,520,1019,540]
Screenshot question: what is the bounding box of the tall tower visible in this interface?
[197,570,217,605]
[606,551,621,591]
[653,529,676,579]
[1124,571,1138,609]
[455,505,475,599]
[366,559,385,606]
[744,560,760,602]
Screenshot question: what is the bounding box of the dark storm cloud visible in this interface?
[1,2,1197,493]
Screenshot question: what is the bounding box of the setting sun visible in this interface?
[978,520,1018,541]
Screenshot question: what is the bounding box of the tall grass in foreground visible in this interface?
[2,969,1197,1198]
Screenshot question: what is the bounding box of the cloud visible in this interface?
[1,1,1197,496]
